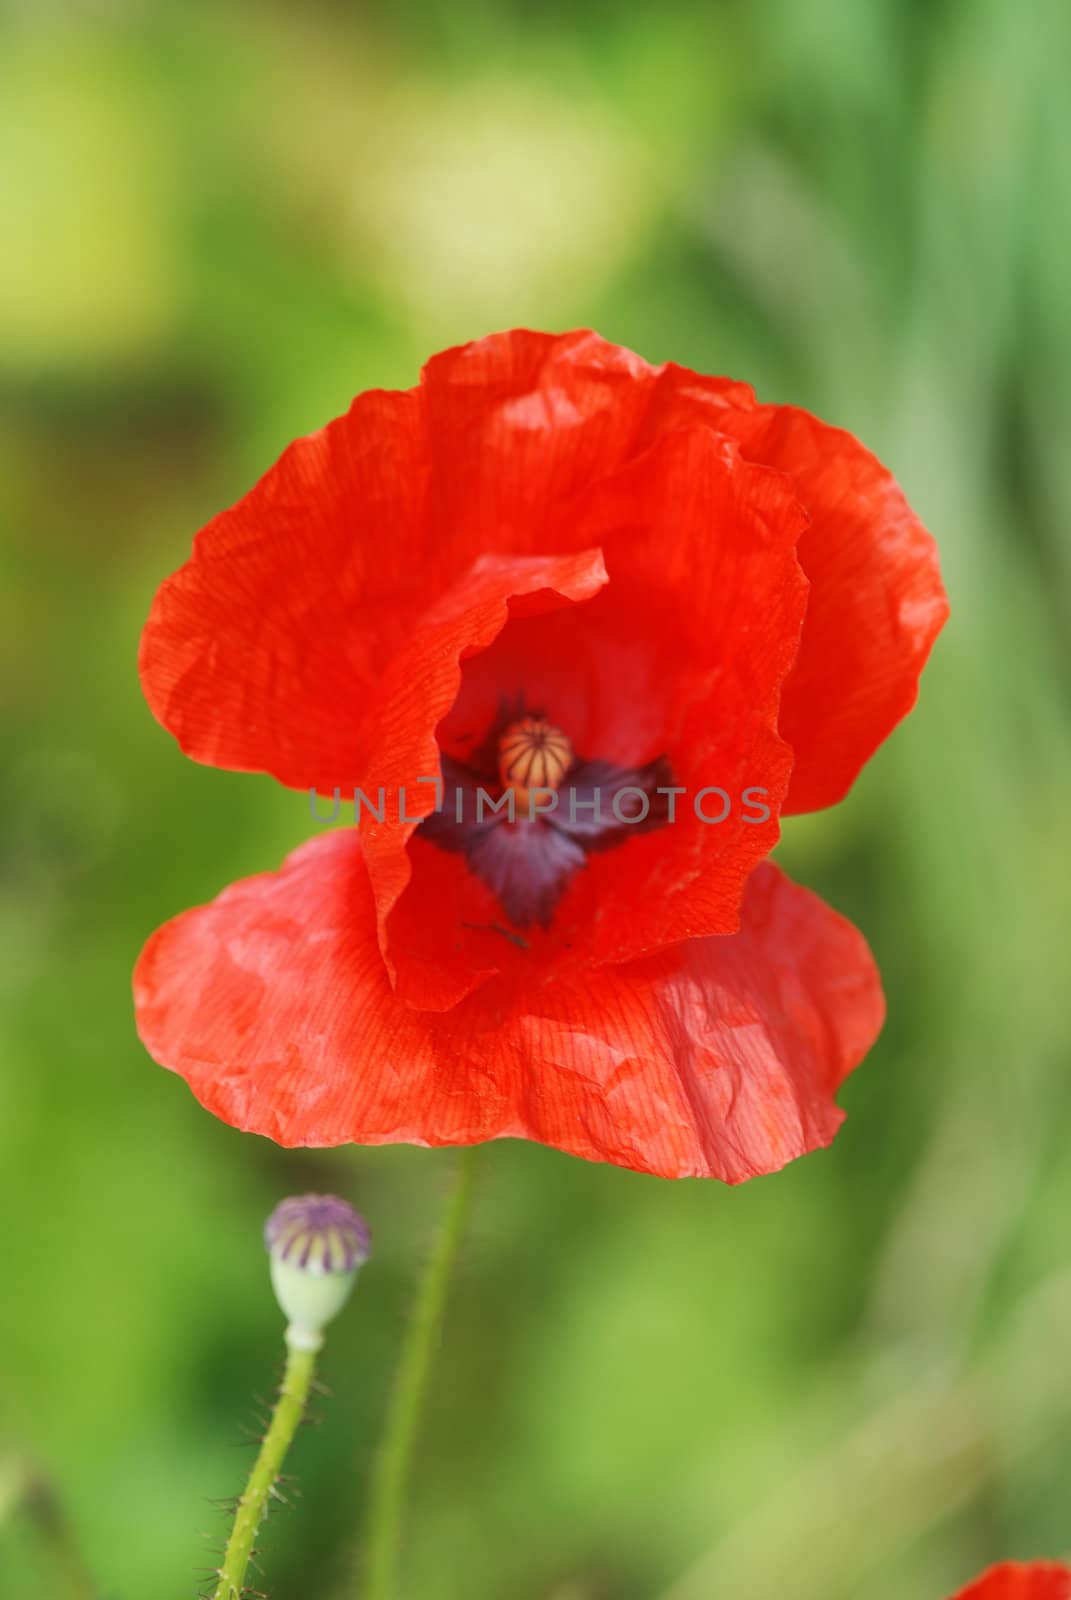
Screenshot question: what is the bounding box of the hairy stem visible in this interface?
[360,1146,480,1600]
[213,1342,317,1600]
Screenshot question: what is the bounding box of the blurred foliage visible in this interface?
[1,0,1070,1596]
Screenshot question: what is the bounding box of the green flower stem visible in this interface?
[213,1341,317,1600]
[360,1145,480,1600]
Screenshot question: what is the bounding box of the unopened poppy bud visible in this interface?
[264,1194,371,1351]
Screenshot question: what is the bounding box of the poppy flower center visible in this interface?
[419,698,673,932]
[497,716,574,809]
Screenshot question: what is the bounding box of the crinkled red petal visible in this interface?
[133,832,884,1182]
[139,387,430,793]
[717,402,950,813]
[951,1564,1071,1600]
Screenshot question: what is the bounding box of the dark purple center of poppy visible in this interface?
[419,700,672,928]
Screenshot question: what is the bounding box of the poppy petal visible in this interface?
[718,403,950,813]
[950,1564,1071,1600]
[134,832,884,1181]
[139,387,432,792]
[419,328,676,556]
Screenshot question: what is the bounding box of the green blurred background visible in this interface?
[2,0,1070,1596]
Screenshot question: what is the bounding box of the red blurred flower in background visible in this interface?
[950,1563,1071,1599]
[134,330,947,1179]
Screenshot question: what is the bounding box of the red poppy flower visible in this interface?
[134,329,947,1179]
[949,1563,1071,1599]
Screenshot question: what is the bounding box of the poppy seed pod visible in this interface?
[264,1194,371,1351]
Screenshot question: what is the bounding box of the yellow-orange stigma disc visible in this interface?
[497,717,573,810]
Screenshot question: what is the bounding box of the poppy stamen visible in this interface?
[497,716,573,810]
